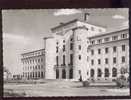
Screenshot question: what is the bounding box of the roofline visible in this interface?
[43,36,54,40]
[51,19,78,31]
[21,48,45,55]
[89,28,129,39]
[51,18,106,32]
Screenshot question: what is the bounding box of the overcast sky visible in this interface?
[2,8,128,74]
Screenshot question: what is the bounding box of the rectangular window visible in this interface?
[105,47,108,53]
[70,43,73,50]
[98,49,101,54]
[70,54,73,65]
[113,46,117,52]
[97,39,102,44]
[78,55,81,60]
[91,50,94,55]
[121,33,127,39]
[91,60,94,65]
[91,40,95,45]
[56,56,59,66]
[105,58,108,64]
[104,37,109,42]
[78,45,81,50]
[98,59,101,64]
[56,47,58,53]
[113,57,116,64]
[63,55,65,65]
[63,45,65,52]
[122,45,125,51]
[112,35,118,41]
[122,56,125,63]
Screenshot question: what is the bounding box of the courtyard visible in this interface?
[4,80,130,97]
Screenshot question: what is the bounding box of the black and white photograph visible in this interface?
[2,8,129,97]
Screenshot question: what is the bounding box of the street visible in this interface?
[4,80,130,97]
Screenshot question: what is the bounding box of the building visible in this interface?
[21,49,45,80]
[44,19,129,81]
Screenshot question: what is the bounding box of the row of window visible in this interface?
[23,58,43,64]
[56,54,73,66]
[56,68,73,79]
[23,65,44,70]
[91,33,128,45]
[90,67,117,77]
[91,45,126,55]
[91,56,126,65]
[23,71,44,78]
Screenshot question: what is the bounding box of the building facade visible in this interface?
[21,49,45,80]
[44,19,129,81]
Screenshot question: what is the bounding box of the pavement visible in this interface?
[4,80,130,97]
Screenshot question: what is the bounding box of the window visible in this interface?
[98,59,101,64]
[122,56,125,63]
[113,46,117,52]
[91,60,94,65]
[56,56,59,66]
[104,37,109,42]
[91,40,95,45]
[91,50,94,55]
[87,56,89,61]
[41,58,43,62]
[97,39,102,44]
[121,33,127,39]
[113,57,116,64]
[41,65,43,69]
[56,69,59,79]
[70,38,73,41]
[78,45,81,50]
[41,72,44,78]
[56,46,59,53]
[70,54,73,65]
[112,35,118,41]
[105,47,108,53]
[105,68,109,77]
[97,69,102,77]
[38,65,40,69]
[70,43,73,50]
[38,59,40,63]
[62,69,66,79]
[122,45,125,51]
[79,55,81,60]
[69,68,73,79]
[112,68,117,77]
[105,58,108,64]
[90,69,94,77]
[63,55,65,65]
[63,45,65,52]
[98,49,101,54]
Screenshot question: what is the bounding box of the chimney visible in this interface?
[84,13,90,21]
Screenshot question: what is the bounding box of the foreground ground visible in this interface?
[4,80,130,97]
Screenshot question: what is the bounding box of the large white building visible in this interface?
[44,19,129,81]
[21,49,45,80]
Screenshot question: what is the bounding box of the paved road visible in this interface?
[4,81,130,97]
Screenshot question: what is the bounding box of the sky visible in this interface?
[2,8,128,75]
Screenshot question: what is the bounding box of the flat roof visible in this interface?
[21,48,45,55]
[89,26,129,39]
